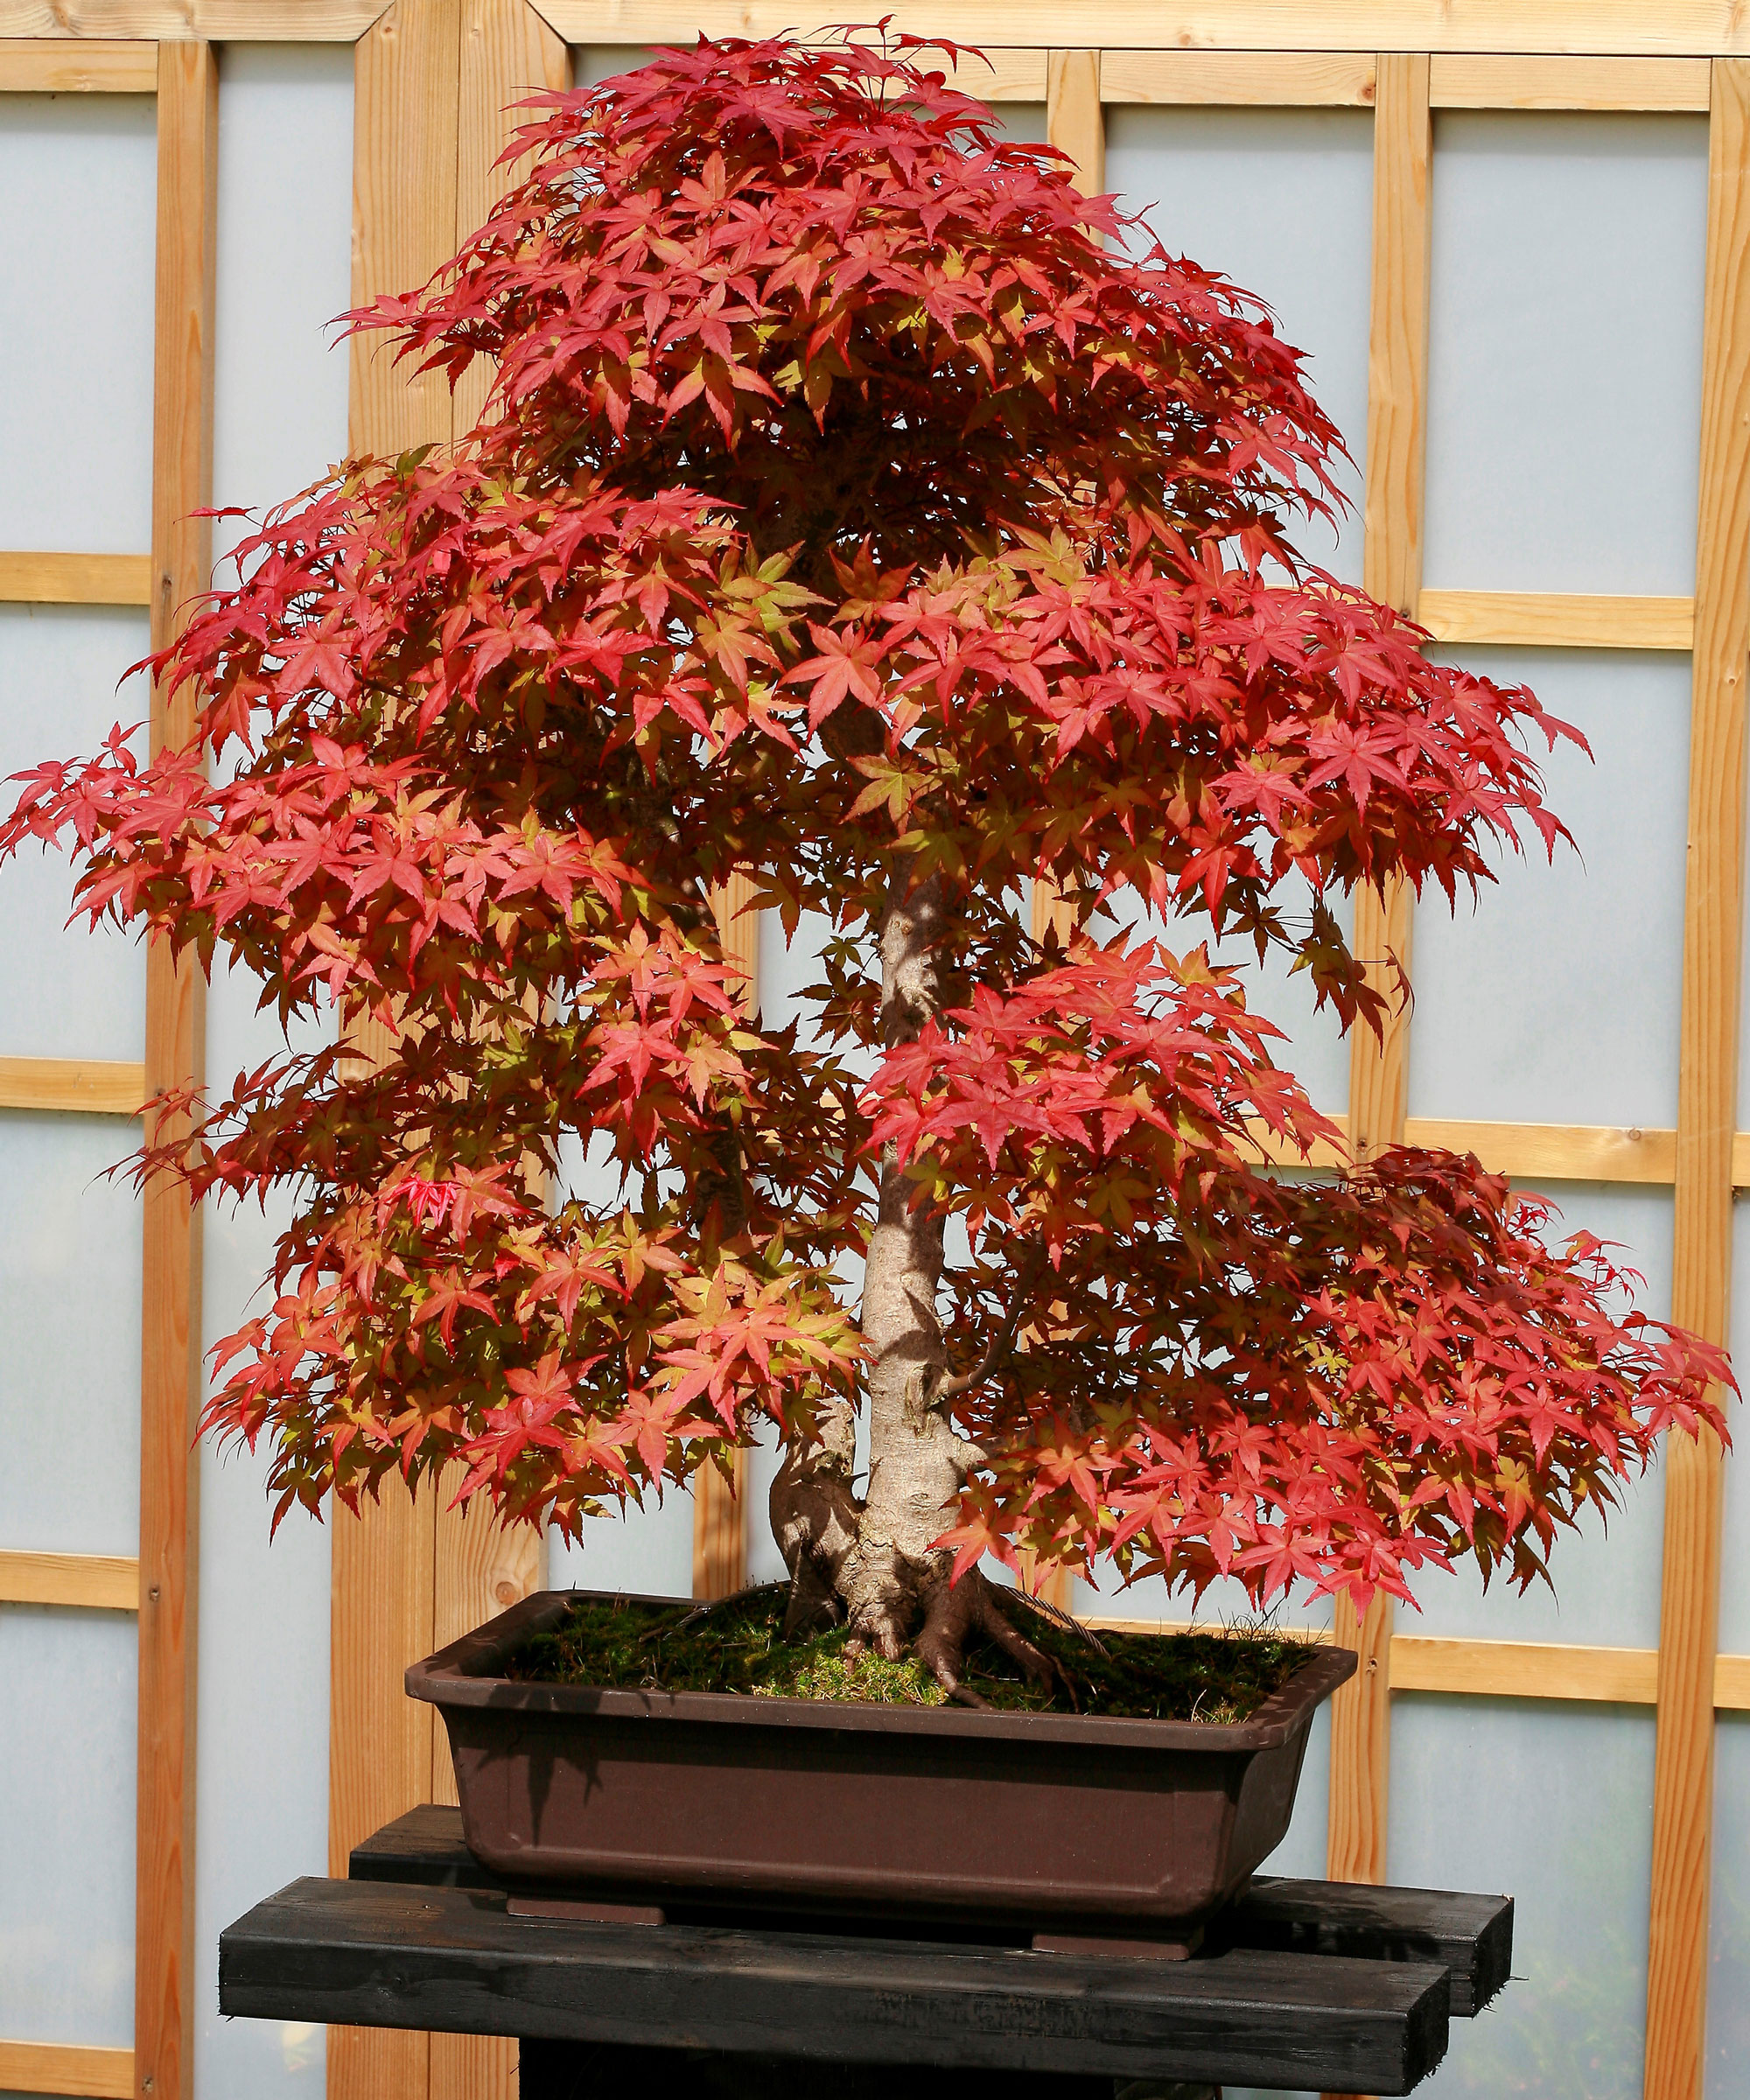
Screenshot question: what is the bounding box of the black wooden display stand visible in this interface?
[218,1806,1513,2098]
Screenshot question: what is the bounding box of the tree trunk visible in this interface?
[768,868,1052,1690]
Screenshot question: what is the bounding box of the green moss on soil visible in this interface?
[507,1586,1314,1723]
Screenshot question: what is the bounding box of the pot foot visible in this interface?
[1031,1926,1204,1961]
[507,1896,666,1925]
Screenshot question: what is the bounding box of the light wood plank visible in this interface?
[452,0,570,435]
[0,1056,146,1115]
[0,550,152,605]
[332,14,466,2100]
[1417,588,1695,650]
[0,1549,140,1609]
[524,4,1750,54]
[1327,1589,1394,1883]
[1100,50,1376,106]
[1405,1115,1680,1184]
[1046,49,1103,193]
[0,2039,135,2098]
[134,46,215,2100]
[1389,1634,1660,1703]
[1430,53,1712,108]
[0,2,383,32]
[1714,1652,1750,1708]
[1086,1619,1750,1710]
[690,868,762,1604]
[962,48,1047,101]
[1323,59,1431,1982]
[0,36,156,88]
[1645,55,1750,2100]
[348,0,463,463]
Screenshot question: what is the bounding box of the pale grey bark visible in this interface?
[768,867,1054,1690]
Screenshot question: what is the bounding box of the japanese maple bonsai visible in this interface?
[3,37,1727,1711]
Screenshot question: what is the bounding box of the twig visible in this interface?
[935,1244,1046,1401]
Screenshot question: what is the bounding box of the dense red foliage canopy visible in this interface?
[2,33,1728,1608]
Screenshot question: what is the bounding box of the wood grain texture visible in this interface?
[134,44,215,2100]
[1388,1634,1660,1704]
[523,4,1750,56]
[1364,55,1431,625]
[1645,56,1750,2100]
[0,34,155,86]
[349,0,462,461]
[0,550,152,604]
[0,1,382,29]
[333,12,469,2100]
[223,1876,1452,2093]
[328,1478,436,2100]
[1323,60,1431,2033]
[0,2039,135,2097]
[1100,50,1376,106]
[0,1548,140,1608]
[690,869,762,1601]
[452,0,570,433]
[1428,52,1712,108]
[1416,588,1695,649]
[1327,1589,1393,1889]
[1046,49,1102,195]
[0,1055,146,1114]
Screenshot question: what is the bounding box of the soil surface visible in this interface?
[507,1585,1315,1721]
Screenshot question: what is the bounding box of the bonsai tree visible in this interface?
[3,34,1728,1693]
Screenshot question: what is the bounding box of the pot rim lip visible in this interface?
[406,1586,1357,1752]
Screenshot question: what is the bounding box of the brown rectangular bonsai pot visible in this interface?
[407,1588,1355,1942]
[405,1587,1353,1932]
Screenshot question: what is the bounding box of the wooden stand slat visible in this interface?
[222,1875,1450,2096]
[346,1804,1510,2023]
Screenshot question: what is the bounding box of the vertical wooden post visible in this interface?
[1046,49,1103,197]
[1644,56,1750,2100]
[692,870,761,1600]
[334,16,570,2096]
[1026,50,1108,1620]
[1325,49,1431,2034]
[135,42,216,2100]
[430,0,570,1767]
[331,11,461,2100]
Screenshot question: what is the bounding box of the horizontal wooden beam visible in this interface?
[1099,51,1376,106]
[527,4,1750,57]
[1389,1634,1659,1702]
[0,550,152,606]
[1429,54,1713,108]
[1248,1111,1687,1185]
[0,1058,147,1116]
[0,2039,135,2098]
[957,48,1047,100]
[0,2,382,33]
[1407,1115,1679,1184]
[1418,589,1696,650]
[0,35,156,87]
[0,1549,140,1610]
[1087,1619,1750,1710]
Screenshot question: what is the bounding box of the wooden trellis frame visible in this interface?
[3,12,1749,2100]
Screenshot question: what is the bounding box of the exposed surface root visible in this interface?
[913,1569,1061,1703]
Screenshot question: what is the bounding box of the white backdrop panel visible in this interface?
[192,46,354,2100]
[0,1110,142,1556]
[1705,1714,1750,2099]
[0,94,155,554]
[1103,105,1374,585]
[1410,648,1690,1131]
[1423,113,1708,595]
[1390,1695,1656,2100]
[0,606,151,1060]
[0,1606,136,2048]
